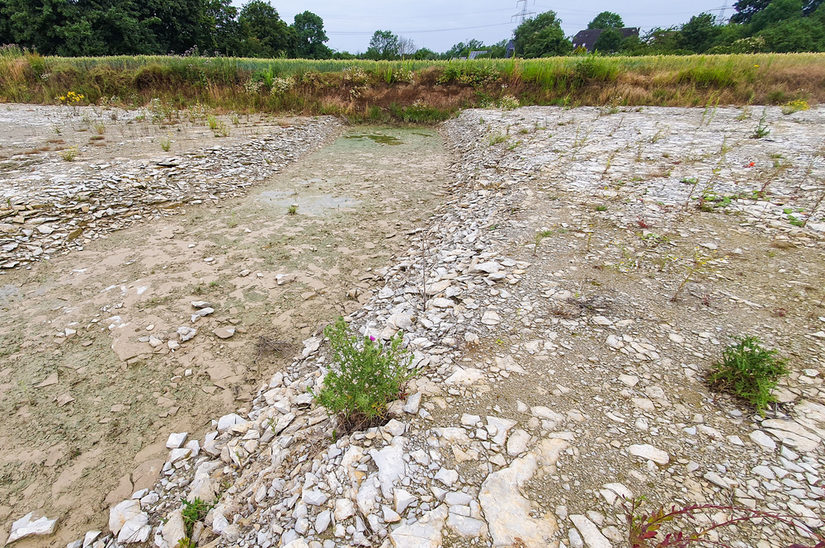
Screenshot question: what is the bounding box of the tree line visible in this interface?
[0,0,332,58]
[1,0,824,58]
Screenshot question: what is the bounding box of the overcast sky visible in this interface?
[233,1,732,53]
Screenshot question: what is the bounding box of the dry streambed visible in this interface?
[0,111,449,546]
[2,104,825,548]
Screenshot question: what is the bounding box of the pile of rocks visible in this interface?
[0,116,341,270]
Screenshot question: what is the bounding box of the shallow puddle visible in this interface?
[258,190,360,216]
[344,133,402,145]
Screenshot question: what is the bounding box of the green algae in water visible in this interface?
[345,134,402,145]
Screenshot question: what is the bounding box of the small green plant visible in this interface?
[160,136,172,152]
[498,95,520,110]
[595,204,608,212]
[488,133,507,146]
[533,229,555,254]
[751,108,770,139]
[707,336,788,414]
[207,115,229,137]
[781,99,809,115]
[287,204,298,215]
[179,497,214,548]
[670,248,716,301]
[93,121,105,134]
[60,147,78,161]
[313,317,416,430]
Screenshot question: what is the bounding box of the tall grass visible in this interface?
[1,46,823,122]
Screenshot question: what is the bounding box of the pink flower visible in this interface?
[369,336,376,342]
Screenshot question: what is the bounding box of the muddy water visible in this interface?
[0,126,449,546]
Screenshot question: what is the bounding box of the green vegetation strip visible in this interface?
[2,48,824,123]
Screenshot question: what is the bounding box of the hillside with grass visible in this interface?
[1,48,824,123]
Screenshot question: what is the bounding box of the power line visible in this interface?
[327,22,514,36]
[512,0,535,24]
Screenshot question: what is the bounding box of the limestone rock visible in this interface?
[6,513,58,544]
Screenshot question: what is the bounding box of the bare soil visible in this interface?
[0,114,449,546]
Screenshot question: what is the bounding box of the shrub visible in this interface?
[781,99,809,115]
[60,146,78,161]
[314,317,416,428]
[707,336,788,414]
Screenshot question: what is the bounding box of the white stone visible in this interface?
[217,413,247,433]
[434,468,459,487]
[6,513,58,544]
[403,392,422,414]
[383,505,401,523]
[570,515,611,548]
[507,429,531,456]
[474,261,502,274]
[389,504,448,548]
[161,510,185,547]
[445,367,485,386]
[109,499,141,535]
[481,310,501,325]
[486,416,516,446]
[371,439,407,498]
[315,510,331,534]
[117,512,150,544]
[628,444,669,465]
[447,513,486,538]
[334,499,355,521]
[394,489,416,515]
[749,430,777,451]
[303,489,328,506]
[479,453,559,546]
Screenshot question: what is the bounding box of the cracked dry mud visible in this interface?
[1,104,825,548]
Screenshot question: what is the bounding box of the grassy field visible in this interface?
[1,48,823,122]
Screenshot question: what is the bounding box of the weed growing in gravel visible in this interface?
[625,498,825,547]
[314,317,416,430]
[178,497,214,548]
[670,248,716,302]
[160,136,171,152]
[93,121,105,134]
[60,146,78,161]
[498,95,520,110]
[751,108,770,139]
[287,204,298,215]
[708,336,788,414]
[488,133,507,146]
[781,99,809,115]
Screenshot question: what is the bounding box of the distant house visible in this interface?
[572,27,639,52]
[468,50,489,59]
[505,39,516,58]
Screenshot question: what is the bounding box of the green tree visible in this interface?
[588,11,624,29]
[750,0,803,31]
[238,0,292,57]
[365,29,399,60]
[412,47,438,59]
[513,11,572,57]
[757,3,825,51]
[2,0,78,54]
[680,12,722,52]
[593,27,624,52]
[730,0,771,23]
[644,27,688,54]
[291,10,331,58]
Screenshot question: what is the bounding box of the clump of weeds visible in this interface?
[707,335,789,414]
